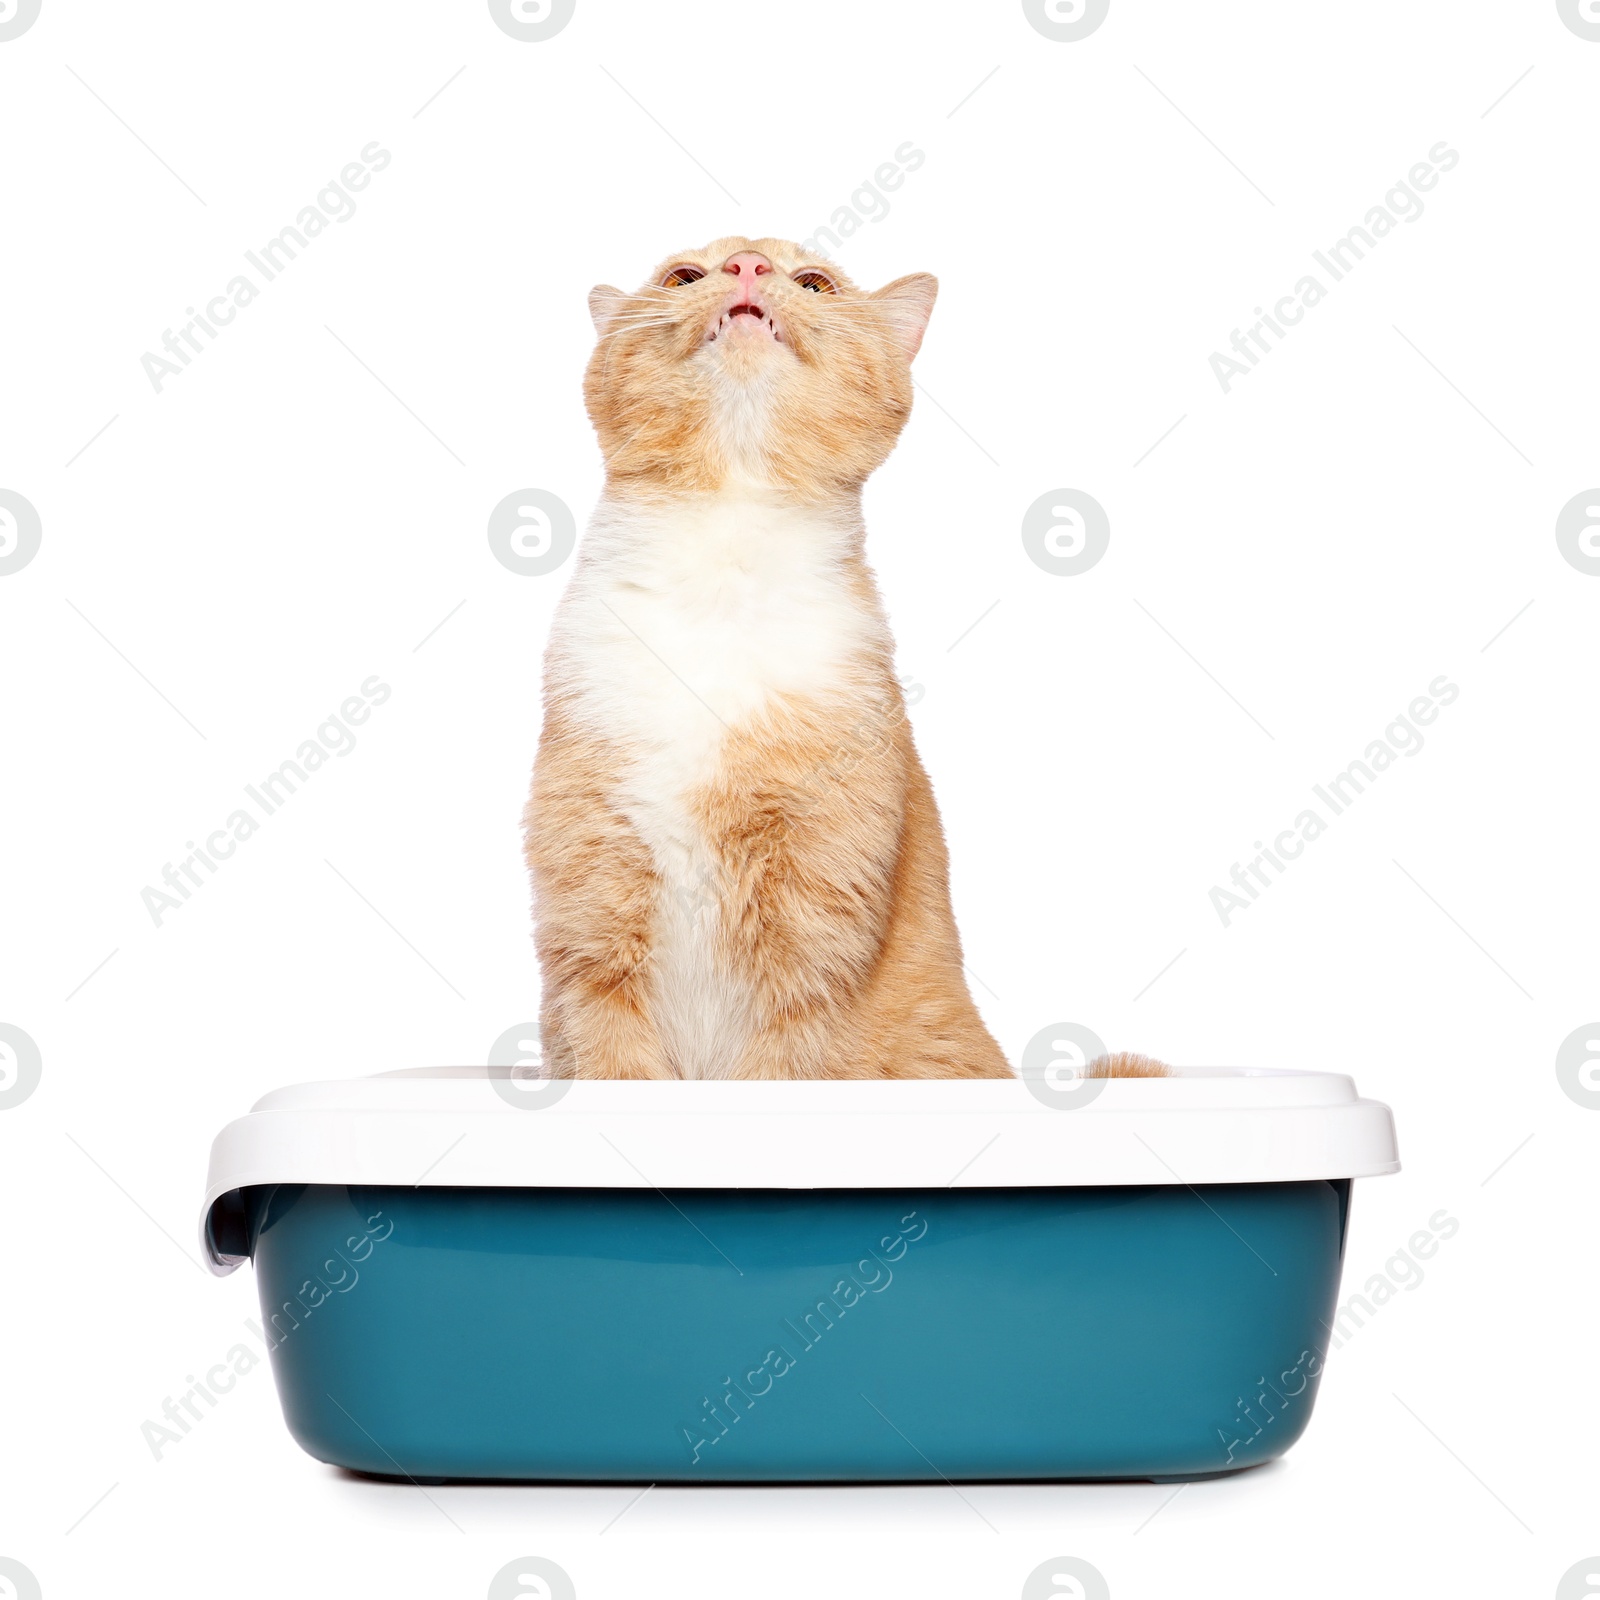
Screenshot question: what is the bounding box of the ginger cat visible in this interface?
[524,235,1163,1083]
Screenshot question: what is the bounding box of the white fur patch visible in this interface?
[545,485,886,1077]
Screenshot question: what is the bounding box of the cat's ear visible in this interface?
[588,284,628,338]
[872,272,938,362]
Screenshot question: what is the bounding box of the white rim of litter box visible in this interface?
[199,1068,1399,1274]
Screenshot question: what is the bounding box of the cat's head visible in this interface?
[583,235,936,499]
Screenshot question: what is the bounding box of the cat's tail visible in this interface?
[1085,1051,1170,1078]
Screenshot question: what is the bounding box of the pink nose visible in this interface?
[722,251,772,288]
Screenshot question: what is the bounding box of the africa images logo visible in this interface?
[487,0,575,42]
[0,0,41,42]
[0,489,42,576]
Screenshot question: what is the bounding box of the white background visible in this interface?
[2,1,1596,1596]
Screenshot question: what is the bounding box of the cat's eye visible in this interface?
[660,264,706,288]
[792,268,838,294]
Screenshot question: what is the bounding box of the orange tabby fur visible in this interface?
[524,235,1165,1081]
[1086,1052,1170,1078]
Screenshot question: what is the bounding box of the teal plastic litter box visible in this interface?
[200,1068,1399,1482]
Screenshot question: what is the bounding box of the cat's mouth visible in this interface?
[707,302,782,345]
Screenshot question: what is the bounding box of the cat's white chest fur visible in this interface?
[545,486,885,1076]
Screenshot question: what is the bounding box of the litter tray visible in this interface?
[200,1067,1398,1482]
